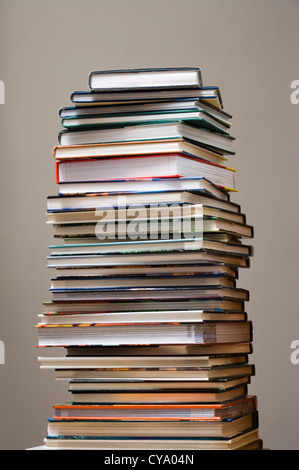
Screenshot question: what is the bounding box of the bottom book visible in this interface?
[44,428,260,451]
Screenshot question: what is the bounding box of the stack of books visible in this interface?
[37,67,262,450]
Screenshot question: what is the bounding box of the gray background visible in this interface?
[0,0,298,450]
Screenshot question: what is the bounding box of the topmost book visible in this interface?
[88,68,203,91]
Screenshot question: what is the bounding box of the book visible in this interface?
[55,154,237,189]
[49,364,255,382]
[69,386,249,405]
[54,364,255,381]
[52,138,227,165]
[48,288,249,303]
[38,354,249,370]
[42,298,246,314]
[48,263,239,279]
[88,68,203,91]
[46,411,259,438]
[56,372,254,388]
[39,310,246,326]
[54,140,228,168]
[61,110,230,135]
[58,121,235,154]
[36,320,253,347]
[59,99,232,123]
[47,190,241,213]
[49,238,252,257]
[43,429,260,450]
[64,344,253,357]
[67,376,251,391]
[49,274,237,291]
[56,176,231,201]
[47,250,250,269]
[47,190,240,213]
[70,86,224,110]
[52,396,257,421]
[52,218,252,240]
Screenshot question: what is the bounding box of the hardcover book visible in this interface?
[70,86,224,110]
[88,67,203,91]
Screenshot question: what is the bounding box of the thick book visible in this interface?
[58,122,235,155]
[52,396,257,421]
[88,68,203,91]
[53,140,228,167]
[47,410,258,438]
[36,320,252,347]
[70,86,224,110]
[44,429,259,450]
[55,154,237,190]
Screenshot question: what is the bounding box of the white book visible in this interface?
[59,122,235,154]
[56,154,236,189]
[88,67,203,91]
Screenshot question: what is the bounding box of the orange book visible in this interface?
[53,396,257,422]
